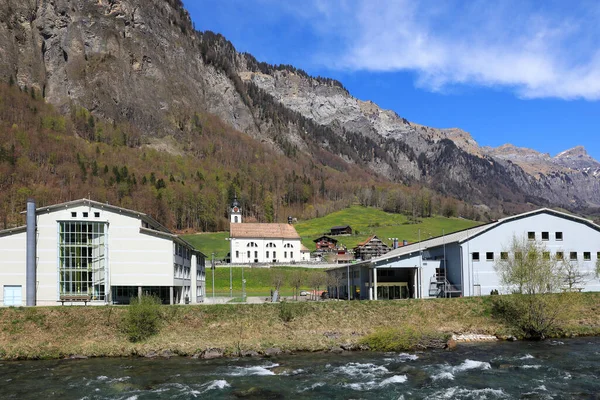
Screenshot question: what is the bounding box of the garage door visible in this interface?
[3,285,22,306]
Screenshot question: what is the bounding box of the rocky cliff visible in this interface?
[1,0,599,212]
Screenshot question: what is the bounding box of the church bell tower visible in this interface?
[230,195,242,224]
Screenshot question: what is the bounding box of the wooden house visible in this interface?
[313,235,338,251]
[330,225,353,235]
[354,235,390,260]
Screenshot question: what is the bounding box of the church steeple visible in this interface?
[230,194,241,224]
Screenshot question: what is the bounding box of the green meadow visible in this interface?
[182,206,482,258]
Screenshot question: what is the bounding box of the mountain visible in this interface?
[1,0,599,227]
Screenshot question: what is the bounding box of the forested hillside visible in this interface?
[0,83,475,231]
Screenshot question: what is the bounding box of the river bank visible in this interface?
[0,293,599,360]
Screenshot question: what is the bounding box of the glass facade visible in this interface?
[59,221,106,300]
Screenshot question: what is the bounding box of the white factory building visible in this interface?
[326,208,600,300]
[228,197,310,263]
[0,199,206,306]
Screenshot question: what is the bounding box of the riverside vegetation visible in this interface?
[0,293,598,360]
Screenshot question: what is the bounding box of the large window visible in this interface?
[59,222,106,300]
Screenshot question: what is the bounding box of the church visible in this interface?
[228,197,309,263]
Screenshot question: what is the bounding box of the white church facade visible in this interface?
[0,199,206,306]
[228,197,309,263]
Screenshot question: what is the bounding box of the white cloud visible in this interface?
[280,0,600,100]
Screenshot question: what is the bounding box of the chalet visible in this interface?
[314,235,338,251]
[330,225,353,235]
[354,235,390,260]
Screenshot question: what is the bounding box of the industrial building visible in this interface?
[326,208,600,300]
[0,199,206,306]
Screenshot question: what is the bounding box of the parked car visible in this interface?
[299,291,310,296]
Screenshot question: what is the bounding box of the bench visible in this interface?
[58,294,91,305]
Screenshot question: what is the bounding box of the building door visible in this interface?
[3,285,22,306]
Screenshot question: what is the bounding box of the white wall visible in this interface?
[461,212,600,296]
[0,201,201,306]
[0,230,26,305]
[230,237,303,263]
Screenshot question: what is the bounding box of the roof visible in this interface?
[345,208,600,268]
[355,235,381,248]
[230,223,301,239]
[331,225,351,230]
[313,235,338,243]
[12,198,203,255]
[300,244,310,252]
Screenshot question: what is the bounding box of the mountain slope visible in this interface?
[1,0,599,218]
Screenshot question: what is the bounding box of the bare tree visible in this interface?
[271,271,286,301]
[559,258,588,292]
[289,269,306,300]
[308,271,326,300]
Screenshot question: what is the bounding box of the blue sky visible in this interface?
[183,0,600,160]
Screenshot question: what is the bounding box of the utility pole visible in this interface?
[211,252,215,303]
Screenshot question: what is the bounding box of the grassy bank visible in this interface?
[1,293,599,360]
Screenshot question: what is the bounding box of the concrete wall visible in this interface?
[461,212,600,296]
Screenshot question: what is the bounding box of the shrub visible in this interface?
[492,293,575,340]
[279,301,294,323]
[122,295,162,342]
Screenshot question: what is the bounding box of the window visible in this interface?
[556,251,564,260]
[555,232,563,241]
[254,251,258,258]
[83,212,88,218]
[570,252,577,260]
[273,251,276,259]
[58,221,106,300]
[472,252,480,261]
[247,242,258,248]
[542,252,550,260]
[284,243,293,248]
[266,251,269,258]
[94,212,100,218]
[541,232,549,241]
[266,242,276,248]
[527,232,535,240]
[247,251,250,259]
[597,252,600,260]
[584,252,591,261]
[236,251,239,258]
[234,216,238,223]
[290,251,294,258]
[515,252,523,260]
[500,252,508,260]
[71,212,77,218]
[284,251,287,258]
[486,252,494,261]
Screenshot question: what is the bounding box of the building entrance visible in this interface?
[376,283,409,300]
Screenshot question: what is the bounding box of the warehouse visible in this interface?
[0,198,206,306]
[326,208,600,300]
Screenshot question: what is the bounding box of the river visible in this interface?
[1,337,599,399]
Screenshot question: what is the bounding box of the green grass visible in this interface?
[183,232,230,259]
[205,267,323,297]
[182,206,482,256]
